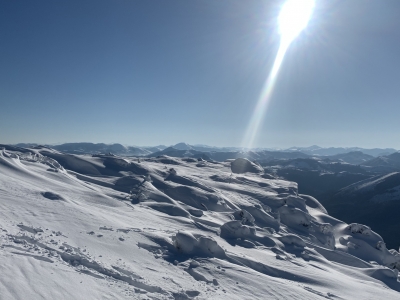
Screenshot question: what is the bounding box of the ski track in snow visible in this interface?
[0,147,400,299]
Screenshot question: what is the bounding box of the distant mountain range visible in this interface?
[8,143,399,170]
[323,151,374,165]
[284,145,397,157]
[14,143,167,156]
[12,142,398,158]
[148,147,311,162]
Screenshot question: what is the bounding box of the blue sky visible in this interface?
[1,0,400,148]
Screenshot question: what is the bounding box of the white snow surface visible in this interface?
[1,147,400,299]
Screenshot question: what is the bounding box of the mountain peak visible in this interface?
[172,142,193,150]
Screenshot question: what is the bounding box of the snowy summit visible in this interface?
[1,145,400,299]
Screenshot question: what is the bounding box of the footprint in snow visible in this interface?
[99,226,114,231]
[304,286,339,299]
[17,224,43,234]
[41,192,64,200]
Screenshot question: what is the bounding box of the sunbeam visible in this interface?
[242,0,315,149]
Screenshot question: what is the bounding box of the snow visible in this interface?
[1,147,400,299]
[230,158,263,174]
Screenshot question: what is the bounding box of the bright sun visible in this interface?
[242,0,315,149]
[278,0,315,45]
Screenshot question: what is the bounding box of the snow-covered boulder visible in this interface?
[347,223,372,236]
[230,158,263,174]
[173,231,198,253]
[336,223,400,269]
[232,209,255,225]
[172,231,225,257]
[220,220,256,239]
[279,205,311,228]
[278,234,306,248]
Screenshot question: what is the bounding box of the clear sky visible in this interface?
[1,0,400,148]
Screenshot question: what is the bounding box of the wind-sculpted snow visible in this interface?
[230,157,263,174]
[1,148,400,299]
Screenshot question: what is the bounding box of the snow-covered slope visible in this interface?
[334,172,400,202]
[319,172,400,250]
[1,147,400,299]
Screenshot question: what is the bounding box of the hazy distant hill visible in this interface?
[362,152,400,172]
[191,144,243,152]
[324,151,374,165]
[11,142,169,156]
[148,147,310,162]
[11,142,397,160]
[15,143,39,148]
[47,143,152,156]
[286,146,397,157]
[147,147,211,160]
[263,158,372,199]
[171,142,193,150]
[172,143,244,152]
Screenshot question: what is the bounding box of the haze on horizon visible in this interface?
[1,0,400,149]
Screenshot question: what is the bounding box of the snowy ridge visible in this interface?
[1,147,400,299]
[335,172,400,202]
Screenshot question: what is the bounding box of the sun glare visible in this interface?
[242,0,315,149]
[279,0,315,45]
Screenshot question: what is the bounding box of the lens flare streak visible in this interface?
[242,40,290,149]
[242,0,315,149]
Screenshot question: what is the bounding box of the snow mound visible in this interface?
[279,205,311,228]
[220,220,256,239]
[172,231,225,257]
[277,234,306,248]
[336,223,400,269]
[232,209,255,225]
[347,223,372,235]
[230,158,263,174]
[242,205,280,231]
[164,185,230,212]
